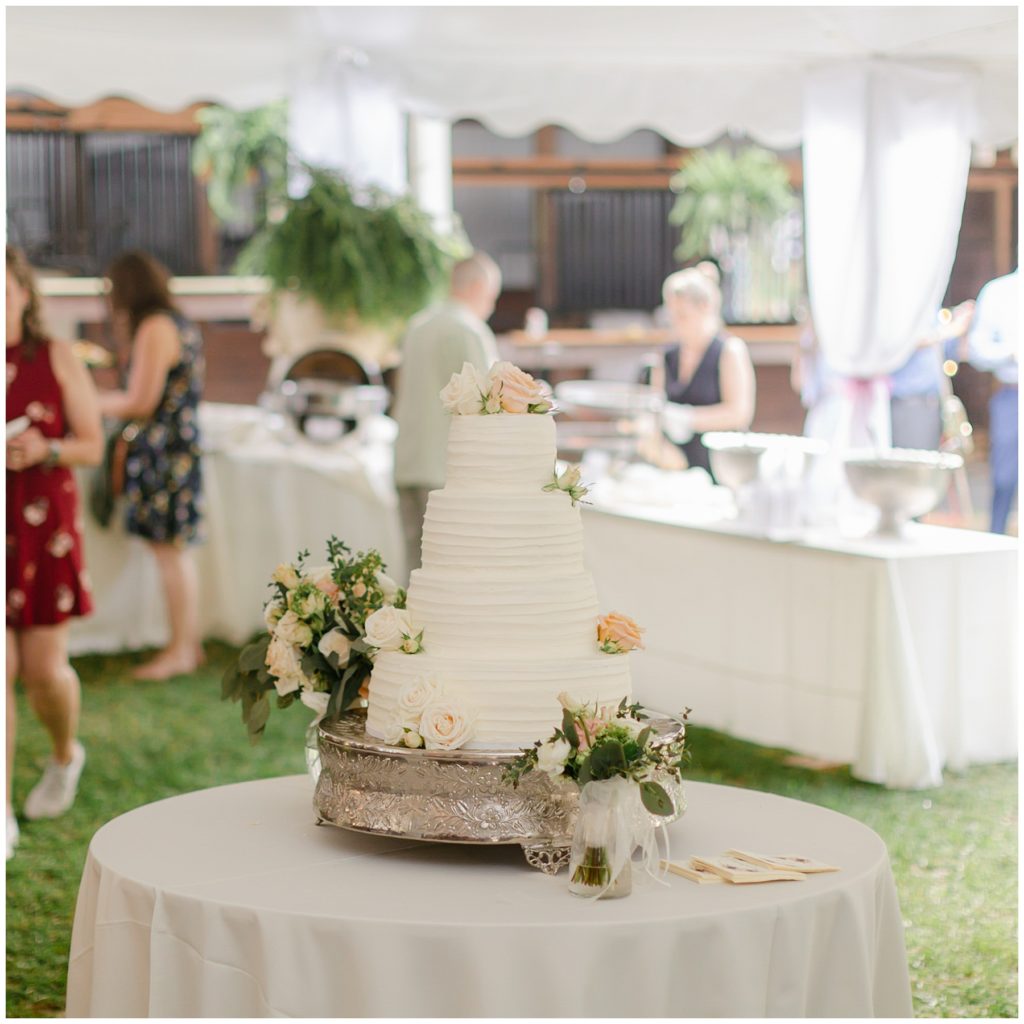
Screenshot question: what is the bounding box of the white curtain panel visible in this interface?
[803,61,975,379]
[288,54,407,195]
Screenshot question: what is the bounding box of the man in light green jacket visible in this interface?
[392,252,501,579]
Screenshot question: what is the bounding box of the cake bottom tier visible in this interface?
[366,651,632,750]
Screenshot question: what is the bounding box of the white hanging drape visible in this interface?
[802,61,975,380]
[287,53,407,195]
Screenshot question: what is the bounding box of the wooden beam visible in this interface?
[7,95,206,134]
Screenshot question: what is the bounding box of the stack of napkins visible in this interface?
[662,850,840,885]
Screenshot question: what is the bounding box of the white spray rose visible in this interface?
[396,674,444,724]
[403,730,424,749]
[272,563,301,590]
[440,362,487,415]
[376,572,400,604]
[317,628,351,667]
[419,699,476,751]
[265,635,304,695]
[364,606,414,651]
[536,737,572,775]
[275,610,313,648]
[557,465,581,490]
[292,588,327,620]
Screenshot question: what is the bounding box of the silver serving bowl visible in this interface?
[702,432,827,491]
[842,448,963,535]
[262,380,390,441]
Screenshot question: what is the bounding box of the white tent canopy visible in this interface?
[6,5,1018,147]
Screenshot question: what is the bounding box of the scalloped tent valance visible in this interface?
[6,5,1018,147]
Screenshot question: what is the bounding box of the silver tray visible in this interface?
[313,708,685,874]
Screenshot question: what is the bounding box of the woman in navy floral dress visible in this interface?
[98,251,205,680]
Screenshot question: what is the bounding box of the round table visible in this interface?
[66,775,912,1017]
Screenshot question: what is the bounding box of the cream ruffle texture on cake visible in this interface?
[366,410,633,749]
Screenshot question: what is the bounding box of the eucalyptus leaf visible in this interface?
[238,636,271,673]
[640,780,674,817]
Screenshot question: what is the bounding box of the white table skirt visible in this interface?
[69,404,405,654]
[583,502,1019,789]
[66,774,912,1018]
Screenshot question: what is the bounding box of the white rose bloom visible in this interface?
[364,605,413,651]
[265,635,304,695]
[275,610,313,648]
[380,716,406,746]
[317,628,351,666]
[396,674,444,724]
[419,699,476,751]
[536,737,572,775]
[557,465,581,490]
[299,690,330,719]
[263,599,285,630]
[376,572,400,604]
[271,563,301,590]
[440,362,487,415]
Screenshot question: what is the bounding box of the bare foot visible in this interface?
[131,649,200,681]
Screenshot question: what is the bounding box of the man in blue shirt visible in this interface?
[968,269,1019,534]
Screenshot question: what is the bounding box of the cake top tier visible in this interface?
[445,413,556,491]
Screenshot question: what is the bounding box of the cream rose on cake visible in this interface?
[396,673,444,725]
[418,698,477,751]
[364,605,418,652]
[441,362,488,415]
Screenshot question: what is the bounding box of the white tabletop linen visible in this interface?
[583,492,1018,790]
[66,774,911,1018]
[69,404,405,654]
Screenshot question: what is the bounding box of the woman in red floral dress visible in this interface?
[6,246,103,860]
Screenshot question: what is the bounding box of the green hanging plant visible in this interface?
[668,145,794,262]
[193,103,468,329]
[191,101,289,225]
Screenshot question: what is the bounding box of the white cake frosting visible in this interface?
[366,412,632,749]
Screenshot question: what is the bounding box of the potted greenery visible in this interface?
[668,144,796,323]
[192,102,466,368]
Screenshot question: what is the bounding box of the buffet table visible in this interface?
[66,774,912,1018]
[69,404,405,655]
[583,493,1018,790]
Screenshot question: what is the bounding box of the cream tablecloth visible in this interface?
[69,404,405,654]
[583,499,1018,789]
[66,774,911,1017]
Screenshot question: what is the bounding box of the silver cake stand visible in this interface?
[314,708,685,874]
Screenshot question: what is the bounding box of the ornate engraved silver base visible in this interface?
[314,708,684,874]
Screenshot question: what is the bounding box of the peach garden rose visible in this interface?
[597,612,645,654]
[487,361,551,414]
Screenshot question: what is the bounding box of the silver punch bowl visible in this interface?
[842,448,963,535]
[702,432,827,491]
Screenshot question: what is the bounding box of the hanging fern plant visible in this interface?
[668,145,794,261]
[194,103,467,328]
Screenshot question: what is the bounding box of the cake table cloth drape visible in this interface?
[66,775,912,1017]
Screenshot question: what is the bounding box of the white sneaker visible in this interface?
[23,741,86,820]
[6,811,18,860]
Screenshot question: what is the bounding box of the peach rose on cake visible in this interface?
[419,699,476,750]
[487,361,551,413]
[440,362,488,415]
[597,611,645,654]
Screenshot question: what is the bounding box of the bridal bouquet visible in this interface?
[504,695,689,897]
[222,537,406,741]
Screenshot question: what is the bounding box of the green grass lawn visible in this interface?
[6,643,1018,1018]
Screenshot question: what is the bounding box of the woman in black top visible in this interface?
[656,267,756,478]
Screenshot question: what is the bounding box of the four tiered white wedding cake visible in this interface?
[365,362,637,751]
